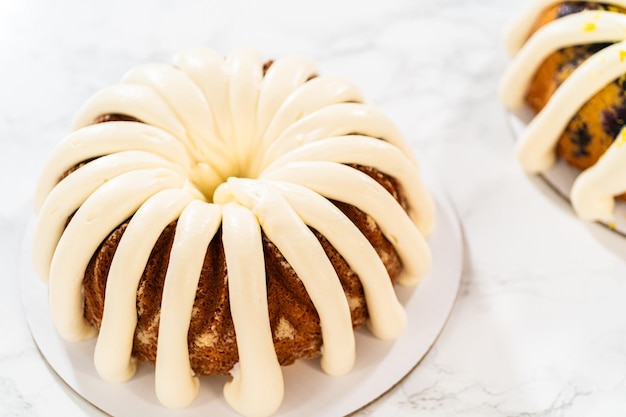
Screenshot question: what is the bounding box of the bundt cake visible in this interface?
[32,48,435,417]
[500,0,626,222]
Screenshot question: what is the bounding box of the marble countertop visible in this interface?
[3,0,626,416]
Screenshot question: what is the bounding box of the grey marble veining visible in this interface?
[3,0,626,415]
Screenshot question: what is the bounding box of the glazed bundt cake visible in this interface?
[32,48,435,417]
[500,0,626,221]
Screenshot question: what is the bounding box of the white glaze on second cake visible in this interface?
[32,48,435,417]
[501,1,626,222]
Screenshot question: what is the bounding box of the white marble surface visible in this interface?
[3,0,626,416]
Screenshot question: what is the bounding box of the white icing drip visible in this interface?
[504,0,626,54]
[516,40,626,173]
[33,151,181,281]
[34,121,192,212]
[226,48,264,177]
[571,130,626,221]
[500,10,626,109]
[215,179,356,376]
[48,168,187,341]
[155,201,222,408]
[255,57,319,145]
[270,180,407,340]
[71,84,188,141]
[222,203,284,417]
[173,48,233,147]
[251,76,363,174]
[122,63,231,179]
[262,161,431,285]
[263,135,435,236]
[69,83,223,198]
[258,102,415,173]
[94,188,197,383]
[33,48,434,417]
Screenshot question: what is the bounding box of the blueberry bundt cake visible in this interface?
[32,48,435,417]
[500,0,626,222]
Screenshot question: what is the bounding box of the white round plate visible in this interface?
[19,175,463,417]
[509,109,626,237]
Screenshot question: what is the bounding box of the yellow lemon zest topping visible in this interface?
[583,22,596,32]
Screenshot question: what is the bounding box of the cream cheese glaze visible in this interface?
[504,0,626,54]
[32,47,435,417]
[500,1,626,222]
[571,131,626,221]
